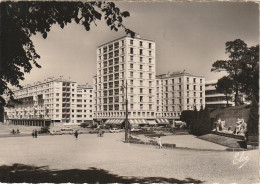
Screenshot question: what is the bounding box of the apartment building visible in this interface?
[4,77,93,126]
[93,35,157,125]
[156,71,205,119]
[205,80,234,110]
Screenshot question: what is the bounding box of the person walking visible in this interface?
[32,130,35,138]
[35,130,38,138]
[74,130,78,139]
[157,136,162,149]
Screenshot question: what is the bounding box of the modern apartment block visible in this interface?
[93,35,156,124]
[205,80,234,110]
[4,77,93,126]
[156,71,205,119]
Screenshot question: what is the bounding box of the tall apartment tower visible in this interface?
[156,71,205,119]
[93,35,156,123]
[4,77,93,126]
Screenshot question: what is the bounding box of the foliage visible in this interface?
[211,39,259,105]
[180,110,194,129]
[247,97,259,136]
[40,126,50,134]
[190,107,198,135]
[190,106,212,136]
[0,1,135,104]
[216,76,233,106]
[239,45,259,102]
[80,122,88,128]
[198,107,211,135]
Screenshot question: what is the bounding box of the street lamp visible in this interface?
[121,80,129,143]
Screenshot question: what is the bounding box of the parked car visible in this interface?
[131,128,141,132]
[50,130,63,135]
[110,128,120,133]
[89,128,99,134]
[60,128,74,135]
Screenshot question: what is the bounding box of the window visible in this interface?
[187,77,189,83]
[149,58,152,64]
[140,65,143,69]
[130,72,133,77]
[149,89,152,94]
[187,99,189,104]
[140,104,143,109]
[56,93,59,96]
[149,104,152,110]
[200,79,202,83]
[140,49,143,55]
[140,88,143,93]
[200,92,203,97]
[140,41,143,47]
[130,63,133,69]
[130,80,134,85]
[194,85,196,90]
[187,85,189,90]
[193,78,196,83]
[140,73,143,78]
[200,86,202,90]
[149,43,152,49]
[140,57,143,62]
[130,56,133,61]
[130,48,134,54]
[140,80,143,86]
[130,39,133,45]
[140,96,143,102]
[149,51,152,56]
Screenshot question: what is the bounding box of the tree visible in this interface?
[198,107,211,135]
[247,97,259,136]
[190,107,198,135]
[239,45,259,102]
[215,76,233,106]
[0,1,135,104]
[180,110,194,129]
[211,39,247,106]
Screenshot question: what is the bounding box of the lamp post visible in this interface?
[121,80,129,143]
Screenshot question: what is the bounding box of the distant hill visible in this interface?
[210,104,251,129]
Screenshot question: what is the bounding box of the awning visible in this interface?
[105,119,124,125]
[156,119,169,124]
[139,119,148,125]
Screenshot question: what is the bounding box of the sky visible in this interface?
[22,1,259,86]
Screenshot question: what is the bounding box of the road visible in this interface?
[0,132,258,183]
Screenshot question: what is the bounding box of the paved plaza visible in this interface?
[0,132,258,183]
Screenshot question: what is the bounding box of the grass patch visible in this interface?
[198,134,244,148]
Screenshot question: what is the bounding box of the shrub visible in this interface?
[40,126,50,134]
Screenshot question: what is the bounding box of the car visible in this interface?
[50,130,63,135]
[89,129,99,134]
[131,128,141,132]
[109,128,120,133]
[60,128,74,135]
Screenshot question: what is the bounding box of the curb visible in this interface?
[128,140,176,148]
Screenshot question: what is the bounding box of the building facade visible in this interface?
[156,71,205,119]
[205,80,234,110]
[93,35,157,124]
[4,77,93,126]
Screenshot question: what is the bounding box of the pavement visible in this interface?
[0,132,258,183]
